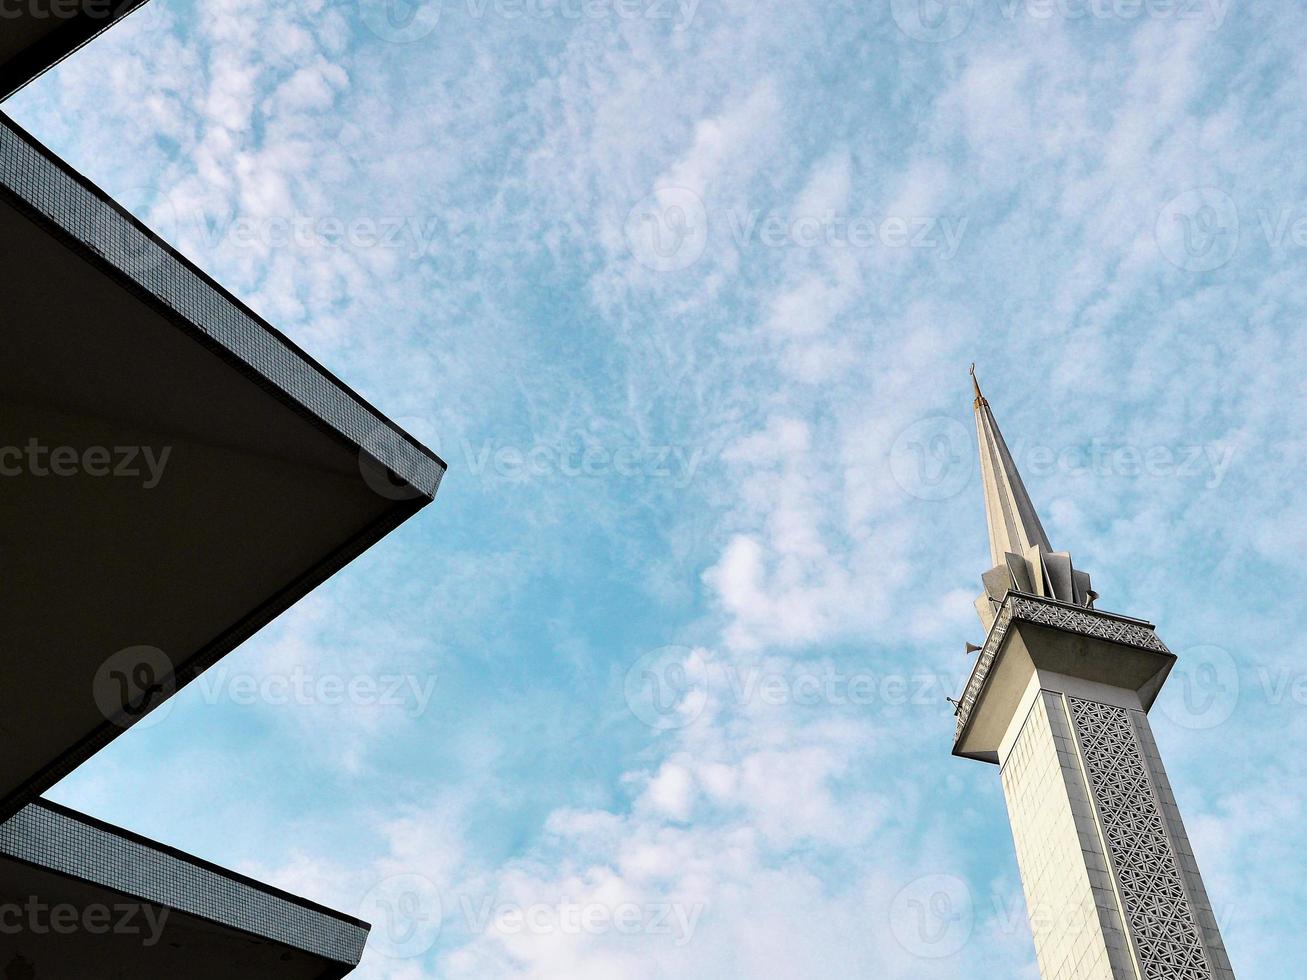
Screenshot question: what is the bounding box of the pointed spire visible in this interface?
[971,366,1052,569]
[968,368,1095,630]
[970,362,986,409]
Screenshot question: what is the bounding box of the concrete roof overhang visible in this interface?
[0,800,368,977]
[0,0,153,102]
[952,616,1176,765]
[0,112,446,818]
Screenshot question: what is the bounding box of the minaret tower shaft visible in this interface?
[952,369,1235,980]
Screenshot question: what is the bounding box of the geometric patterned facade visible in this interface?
[1069,698,1234,980]
[1000,688,1236,980]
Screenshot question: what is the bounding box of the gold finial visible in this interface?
[970,363,987,408]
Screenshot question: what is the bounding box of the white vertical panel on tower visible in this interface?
[1001,691,1137,980]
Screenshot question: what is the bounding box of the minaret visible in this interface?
[953,368,1236,980]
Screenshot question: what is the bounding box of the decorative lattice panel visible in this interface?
[1013,599,1170,654]
[1068,698,1213,980]
[954,600,1015,735]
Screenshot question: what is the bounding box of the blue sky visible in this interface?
[10,0,1307,975]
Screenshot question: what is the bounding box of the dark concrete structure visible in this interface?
[0,109,444,821]
[0,0,153,101]
[0,803,369,977]
[2,11,443,976]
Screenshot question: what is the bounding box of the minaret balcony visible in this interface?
[953,591,1175,763]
